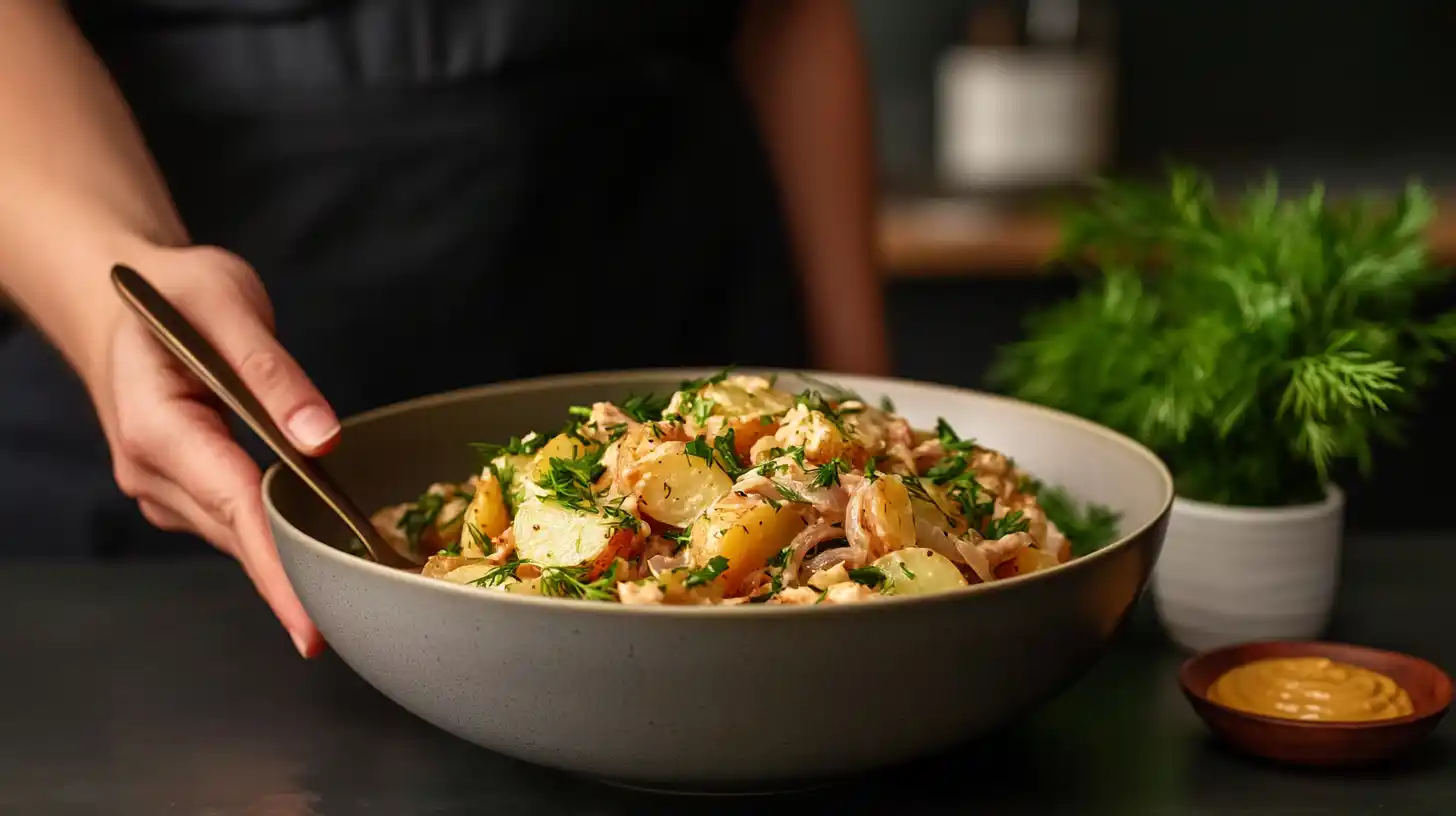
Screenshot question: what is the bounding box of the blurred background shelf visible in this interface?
[879,190,1456,277]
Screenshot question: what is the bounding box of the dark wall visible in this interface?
[857,0,1456,188]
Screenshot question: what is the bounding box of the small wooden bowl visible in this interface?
[1179,641,1453,766]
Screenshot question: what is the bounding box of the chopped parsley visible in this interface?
[682,555,730,589]
[935,418,977,454]
[925,455,969,485]
[984,509,1031,540]
[664,525,694,553]
[847,565,890,589]
[948,479,996,532]
[684,437,715,467]
[712,429,746,477]
[879,395,896,412]
[767,545,794,570]
[621,392,671,423]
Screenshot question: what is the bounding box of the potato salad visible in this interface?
[369,371,1095,605]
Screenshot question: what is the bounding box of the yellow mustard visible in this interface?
[1206,657,1414,723]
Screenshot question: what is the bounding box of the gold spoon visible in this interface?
[111,263,412,569]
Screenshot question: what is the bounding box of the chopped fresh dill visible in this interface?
[772,480,810,504]
[539,562,619,601]
[864,456,880,482]
[902,476,933,504]
[599,497,643,535]
[457,522,492,558]
[471,558,529,588]
[809,457,850,489]
[397,491,447,553]
[537,445,607,514]
[469,431,547,463]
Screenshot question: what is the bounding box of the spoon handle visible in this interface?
[110,264,405,567]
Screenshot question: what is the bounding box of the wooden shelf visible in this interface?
[879,194,1456,278]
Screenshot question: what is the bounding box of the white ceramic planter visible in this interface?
[1151,487,1344,652]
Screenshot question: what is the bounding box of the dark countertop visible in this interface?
[2,535,1452,816]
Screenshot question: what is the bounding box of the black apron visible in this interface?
[0,0,806,557]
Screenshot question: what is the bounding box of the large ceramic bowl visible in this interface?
[264,370,1173,791]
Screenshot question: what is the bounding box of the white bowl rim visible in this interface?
[262,367,1175,619]
[1172,484,1345,522]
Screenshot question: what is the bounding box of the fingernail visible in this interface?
[290,629,312,658]
[287,405,339,450]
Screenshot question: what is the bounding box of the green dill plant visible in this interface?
[991,167,1456,506]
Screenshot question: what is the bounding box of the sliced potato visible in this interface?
[909,478,967,534]
[458,468,511,557]
[864,475,916,554]
[689,495,809,591]
[423,554,482,579]
[632,444,734,527]
[503,577,543,595]
[874,547,969,597]
[440,561,497,585]
[529,433,589,482]
[512,497,626,571]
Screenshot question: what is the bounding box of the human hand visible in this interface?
[93,246,338,657]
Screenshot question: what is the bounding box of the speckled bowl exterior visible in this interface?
[264,370,1173,789]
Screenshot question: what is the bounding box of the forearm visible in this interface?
[0,0,186,380]
[737,0,891,375]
